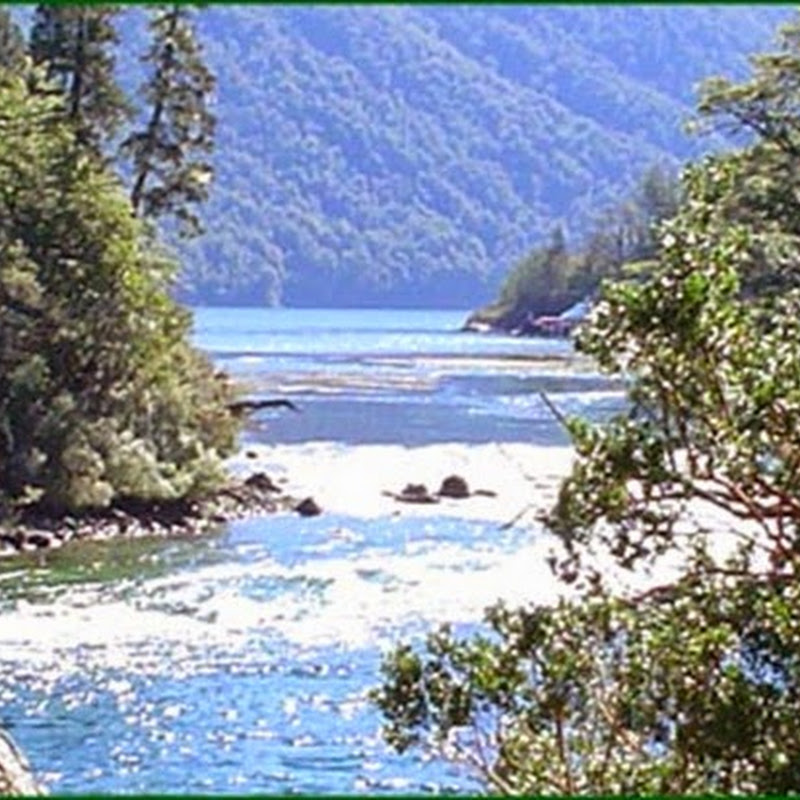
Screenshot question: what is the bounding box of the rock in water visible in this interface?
[0,728,43,795]
[244,472,281,493]
[295,497,322,517]
[395,484,439,504]
[23,530,54,550]
[438,475,470,499]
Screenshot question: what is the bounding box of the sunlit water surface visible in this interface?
[0,308,623,793]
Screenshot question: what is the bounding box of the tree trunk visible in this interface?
[68,11,85,123]
[130,6,178,215]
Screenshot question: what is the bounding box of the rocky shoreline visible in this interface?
[0,727,41,796]
[0,471,313,560]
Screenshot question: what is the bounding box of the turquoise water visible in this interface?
[0,309,623,793]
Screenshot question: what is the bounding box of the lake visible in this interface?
[0,308,623,793]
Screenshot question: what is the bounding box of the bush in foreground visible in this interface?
[374,15,800,794]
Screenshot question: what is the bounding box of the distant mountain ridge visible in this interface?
[165,5,791,308]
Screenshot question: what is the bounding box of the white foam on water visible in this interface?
[559,389,626,404]
[236,356,266,364]
[0,441,758,686]
[227,441,574,524]
[0,532,557,670]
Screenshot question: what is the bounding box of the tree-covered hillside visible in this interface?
[153,6,790,307]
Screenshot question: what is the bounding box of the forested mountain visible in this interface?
[131,6,791,307]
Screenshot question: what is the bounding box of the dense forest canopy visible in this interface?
[102,5,788,308]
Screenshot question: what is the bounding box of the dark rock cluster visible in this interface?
[384,475,497,504]
[0,472,287,559]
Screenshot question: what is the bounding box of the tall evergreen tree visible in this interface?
[122,4,215,237]
[28,5,130,152]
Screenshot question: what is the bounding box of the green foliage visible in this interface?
[28,3,216,237]
[0,68,237,513]
[375,12,800,794]
[29,5,131,153]
[491,226,572,324]
[551,14,800,581]
[472,165,681,329]
[122,4,215,238]
[375,576,800,794]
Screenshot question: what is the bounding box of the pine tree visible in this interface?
[122,4,215,237]
[29,5,130,152]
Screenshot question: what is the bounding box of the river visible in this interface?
[0,308,624,793]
